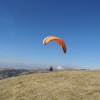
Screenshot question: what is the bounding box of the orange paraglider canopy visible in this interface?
[43,36,67,53]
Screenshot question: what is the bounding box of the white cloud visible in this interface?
[57,66,64,70]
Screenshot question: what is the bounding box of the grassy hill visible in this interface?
[0,70,100,100]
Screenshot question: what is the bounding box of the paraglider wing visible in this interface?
[43,36,67,53]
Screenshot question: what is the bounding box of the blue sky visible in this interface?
[0,0,100,69]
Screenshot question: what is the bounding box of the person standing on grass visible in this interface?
[49,66,53,71]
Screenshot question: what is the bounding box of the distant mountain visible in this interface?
[0,68,49,80]
[0,67,81,80]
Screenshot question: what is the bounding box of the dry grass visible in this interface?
[0,70,100,100]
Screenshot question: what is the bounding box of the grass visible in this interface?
[0,70,100,100]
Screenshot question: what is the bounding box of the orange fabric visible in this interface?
[43,36,67,53]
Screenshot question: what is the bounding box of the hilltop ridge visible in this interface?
[0,70,100,100]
